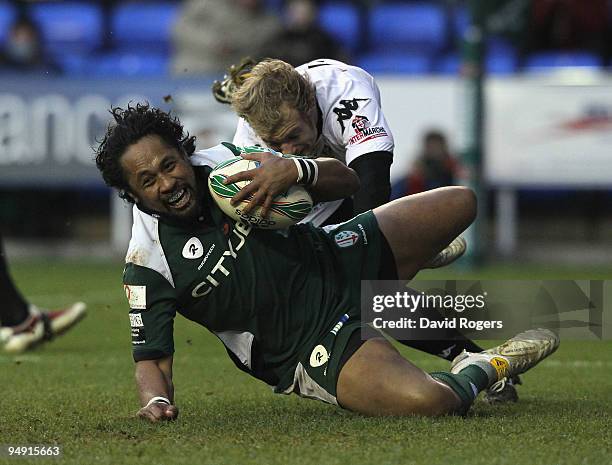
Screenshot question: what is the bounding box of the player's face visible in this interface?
[121,135,200,221]
[263,104,318,156]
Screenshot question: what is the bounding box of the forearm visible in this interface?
[349,151,393,213]
[225,152,359,215]
[135,356,174,406]
[308,158,360,202]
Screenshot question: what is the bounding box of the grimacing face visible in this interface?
[121,135,200,221]
[262,103,318,156]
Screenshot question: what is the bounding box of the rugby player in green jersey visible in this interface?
[95,103,558,422]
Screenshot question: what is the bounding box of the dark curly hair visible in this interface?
[95,102,196,202]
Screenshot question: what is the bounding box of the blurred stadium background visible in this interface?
[0,0,611,268]
[2,3,611,463]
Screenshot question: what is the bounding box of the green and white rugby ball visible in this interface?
[208,157,313,229]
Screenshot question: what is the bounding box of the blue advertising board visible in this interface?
[0,75,236,187]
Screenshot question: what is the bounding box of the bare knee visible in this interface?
[406,375,462,416]
[449,186,477,228]
[373,187,476,280]
[376,370,459,417]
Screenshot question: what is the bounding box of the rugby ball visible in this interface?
[208,157,313,229]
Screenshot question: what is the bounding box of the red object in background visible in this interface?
[530,0,609,50]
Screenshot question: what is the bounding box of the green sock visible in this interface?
[457,365,491,392]
[430,367,490,415]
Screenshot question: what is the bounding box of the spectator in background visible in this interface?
[0,15,59,73]
[171,0,281,76]
[260,0,347,66]
[404,130,461,196]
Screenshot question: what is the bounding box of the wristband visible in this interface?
[291,158,319,186]
[145,396,171,408]
[291,158,304,184]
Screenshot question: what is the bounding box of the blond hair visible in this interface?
[231,59,316,141]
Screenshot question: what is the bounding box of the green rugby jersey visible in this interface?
[123,143,376,392]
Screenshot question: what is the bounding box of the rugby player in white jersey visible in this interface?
[230,58,393,223]
[218,59,465,267]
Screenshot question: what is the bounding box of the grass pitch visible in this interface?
[2,260,611,465]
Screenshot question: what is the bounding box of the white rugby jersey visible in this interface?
[232,59,395,225]
[233,59,394,164]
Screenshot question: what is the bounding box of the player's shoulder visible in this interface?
[298,59,375,98]
[232,116,265,146]
[126,205,175,288]
[297,59,373,82]
[299,59,379,125]
[191,142,274,169]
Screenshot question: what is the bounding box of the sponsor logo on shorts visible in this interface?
[330,314,350,335]
[131,327,146,345]
[310,344,329,367]
[182,237,204,259]
[124,285,146,310]
[357,223,368,245]
[129,313,144,328]
[334,230,359,248]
